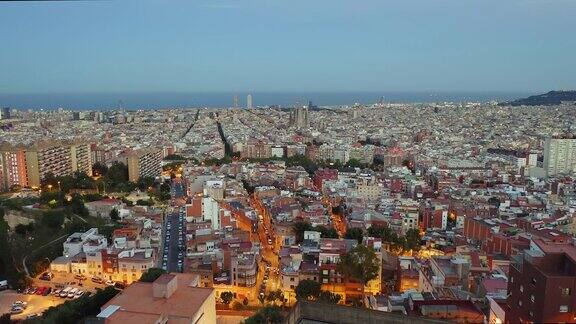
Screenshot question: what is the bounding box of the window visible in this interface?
[520,285,524,292]
[531,278,537,285]
[559,305,568,313]
[290,277,294,282]
[561,288,571,296]
[510,276,514,283]
[518,300,522,307]
[530,295,535,303]
[529,311,533,317]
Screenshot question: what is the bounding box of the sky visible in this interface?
[0,0,575,95]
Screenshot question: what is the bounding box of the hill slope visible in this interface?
[499,90,576,106]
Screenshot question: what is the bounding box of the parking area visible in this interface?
[0,290,65,321]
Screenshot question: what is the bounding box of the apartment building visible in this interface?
[0,145,28,191]
[543,137,576,176]
[507,238,576,323]
[126,148,163,182]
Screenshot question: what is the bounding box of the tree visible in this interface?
[317,290,341,304]
[266,289,284,305]
[220,291,234,305]
[243,306,283,324]
[136,176,156,192]
[404,228,421,252]
[0,313,11,324]
[14,224,29,236]
[92,162,109,177]
[316,225,339,239]
[69,194,89,217]
[337,244,380,302]
[344,227,364,244]
[41,211,65,229]
[109,208,120,222]
[292,221,313,243]
[139,268,166,282]
[295,279,321,300]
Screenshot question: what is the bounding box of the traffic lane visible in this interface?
[166,213,185,273]
[0,290,65,320]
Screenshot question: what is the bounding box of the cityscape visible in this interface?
[1,1,576,324]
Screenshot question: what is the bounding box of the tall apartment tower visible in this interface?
[247,94,253,109]
[543,137,576,176]
[126,148,163,182]
[1,107,11,119]
[233,95,239,109]
[0,144,29,191]
[289,105,310,129]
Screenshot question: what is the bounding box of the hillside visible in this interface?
[499,90,576,106]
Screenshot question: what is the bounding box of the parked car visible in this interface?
[74,274,87,281]
[91,276,103,284]
[68,288,78,298]
[10,307,24,314]
[105,280,115,286]
[60,287,71,298]
[39,272,53,281]
[43,287,52,296]
[12,301,27,309]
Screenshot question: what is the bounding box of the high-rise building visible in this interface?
[1,107,11,120]
[507,238,576,323]
[126,148,163,182]
[233,95,239,109]
[0,144,29,191]
[247,94,253,109]
[289,105,310,129]
[543,137,576,176]
[0,140,93,189]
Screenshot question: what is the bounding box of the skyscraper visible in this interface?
[233,95,239,109]
[1,107,11,120]
[247,94,253,109]
[543,137,576,176]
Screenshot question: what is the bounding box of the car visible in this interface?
[105,280,115,286]
[35,286,46,295]
[114,282,127,289]
[60,287,72,298]
[13,301,27,308]
[91,276,103,284]
[53,289,61,296]
[39,272,53,281]
[10,307,24,314]
[74,289,84,298]
[26,313,41,320]
[74,274,87,281]
[68,288,78,298]
[43,287,52,296]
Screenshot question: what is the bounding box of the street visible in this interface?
[161,180,188,272]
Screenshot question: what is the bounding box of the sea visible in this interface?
[0,91,531,110]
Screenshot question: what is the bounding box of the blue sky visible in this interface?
[0,0,575,94]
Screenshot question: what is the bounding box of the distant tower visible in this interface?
[289,105,310,129]
[247,94,253,109]
[233,95,239,109]
[1,107,11,120]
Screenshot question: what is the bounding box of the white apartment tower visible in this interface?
[543,137,576,176]
[247,94,253,109]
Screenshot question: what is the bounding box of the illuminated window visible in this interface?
[560,305,568,313]
[530,295,535,303]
